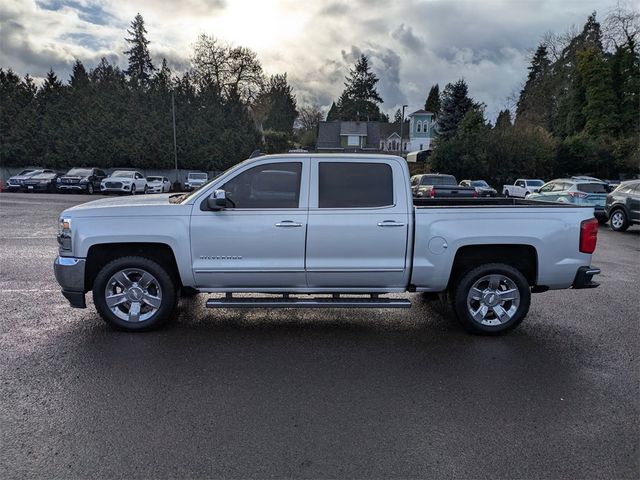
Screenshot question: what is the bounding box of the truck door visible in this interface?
[305,158,410,289]
[190,160,309,289]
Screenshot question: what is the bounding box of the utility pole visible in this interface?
[399,104,408,156]
[171,91,179,185]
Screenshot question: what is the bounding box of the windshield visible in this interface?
[527,180,544,186]
[471,180,489,187]
[111,171,134,178]
[66,168,92,176]
[173,170,227,204]
[32,173,56,180]
[189,173,208,180]
[18,169,37,176]
[147,176,163,182]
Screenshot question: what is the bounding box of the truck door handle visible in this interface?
[377,221,406,227]
[275,221,303,228]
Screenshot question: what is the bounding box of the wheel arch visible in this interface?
[85,242,182,292]
[447,244,538,290]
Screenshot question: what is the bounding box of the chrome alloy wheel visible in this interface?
[610,211,624,229]
[466,274,520,326]
[104,268,162,323]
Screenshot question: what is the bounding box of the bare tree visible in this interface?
[191,35,265,102]
[296,104,324,132]
[604,1,640,52]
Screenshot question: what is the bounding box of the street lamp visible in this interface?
[399,104,408,156]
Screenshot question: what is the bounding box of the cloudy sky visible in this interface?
[1,0,618,120]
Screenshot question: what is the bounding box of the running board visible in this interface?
[205,295,412,309]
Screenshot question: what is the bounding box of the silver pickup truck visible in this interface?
[54,154,601,335]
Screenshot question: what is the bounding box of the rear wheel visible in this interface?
[451,263,531,335]
[93,256,178,331]
[609,209,629,232]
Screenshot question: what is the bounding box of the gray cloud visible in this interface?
[1,0,615,121]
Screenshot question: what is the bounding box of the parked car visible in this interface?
[503,179,545,198]
[57,168,107,194]
[528,178,609,223]
[54,154,601,336]
[184,172,208,191]
[100,170,147,195]
[5,169,54,191]
[411,174,477,198]
[146,176,172,193]
[22,171,62,193]
[605,180,640,232]
[459,179,497,197]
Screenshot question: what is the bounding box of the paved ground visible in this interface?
[1,192,638,479]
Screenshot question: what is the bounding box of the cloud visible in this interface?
[0,0,615,120]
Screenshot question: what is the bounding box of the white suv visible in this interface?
[101,170,147,195]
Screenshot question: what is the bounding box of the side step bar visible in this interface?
[206,295,412,309]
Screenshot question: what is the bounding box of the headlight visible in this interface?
[56,178,61,183]
[58,217,72,251]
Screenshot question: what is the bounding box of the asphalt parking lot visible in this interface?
[1,192,638,479]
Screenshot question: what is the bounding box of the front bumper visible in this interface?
[23,183,53,192]
[58,184,88,192]
[5,184,22,191]
[54,256,87,308]
[572,266,601,289]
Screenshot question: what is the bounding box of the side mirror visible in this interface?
[207,189,227,210]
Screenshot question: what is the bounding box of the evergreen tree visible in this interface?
[424,84,440,115]
[336,54,384,121]
[494,109,513,130]
[610,43,640,137]
[393,108,403,125]
[516,45,553,130]
[261,74,297,135]
[437,79,474,139]
[69,60,89,90]
[124,13,155,87]
[577,47,617,137]
[326,101,339,121]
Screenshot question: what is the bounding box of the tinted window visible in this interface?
[421,175,456,186]
[578,183,608,193]
[516,181,525,187]
[553,182,569,192]
[411,176,420,186]
[67,168,92,176]
[319,162,393,208]
[222,162,301,209]
[527,180,544,187]
[539,183,555,193]
[471,180,489,187]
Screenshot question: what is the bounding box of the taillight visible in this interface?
[472,190,478,198]
[429,188,436,198]
[579,217,598,254]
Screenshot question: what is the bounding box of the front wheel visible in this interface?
[130,184,136,195]
[87,183,94,195]
[143,185,148,194]
[93,256,178,331]
[504,191,510,198]
[609,209,629,232]
[451,263,531,335]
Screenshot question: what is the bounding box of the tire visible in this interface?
[451,263,531,335]
[130,184,136,195]
[609,208,629,232]
[504,190,510,198]
[93,256,178,331]
[143,185,148,194]
[87,183,94,195]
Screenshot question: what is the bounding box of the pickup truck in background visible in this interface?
[411,174,477,198]
[54,154,601,335]
[503,179,545,198]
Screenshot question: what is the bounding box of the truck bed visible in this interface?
[413,198,583,208]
